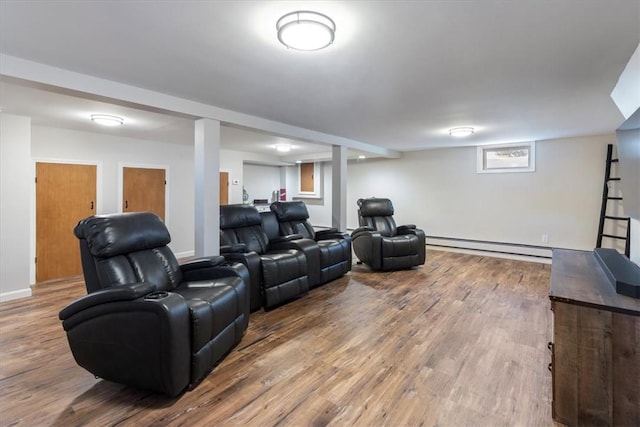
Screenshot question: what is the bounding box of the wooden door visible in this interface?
[36,162,96,282]
[123,167,166,220]
[300,162,314,192]
[220,172,229,205]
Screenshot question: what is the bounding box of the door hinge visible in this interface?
[34,256,37,264]
[164,180,167,185]
[35,177,37,183]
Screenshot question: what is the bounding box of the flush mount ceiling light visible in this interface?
[276,11,336,51]
[449,127,474,137]
[91,114,124,127]
[275,143,292,152]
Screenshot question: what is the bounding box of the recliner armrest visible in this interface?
[221,251,262,311]
[220,243,247,254]
[269,236,317,253]
[179,255,225,272]
[350,226,378,240]
[59,282,156,320]
[271,234,303,243]
[315,229,348,240]
[269,236,321,287]
[397,224,417,234]
[315,227,339,234]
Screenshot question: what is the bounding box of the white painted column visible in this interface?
[0,114,33,301]
[194,118,220,256]
[331,145,347,231]
[279,166,287,201]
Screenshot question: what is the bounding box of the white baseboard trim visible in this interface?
[0,287,33,302]
[426,235,553,264]
[429,245,552,264]
[174,250,195,259]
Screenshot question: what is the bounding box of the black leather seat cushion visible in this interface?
[269,201,352,286]
[271,201,316,238]
[358,198,398,237]
[66,212,250,395]
[220,204,310,309]
[318,239,350,266]
[174,278,245,352]
[260,250,307,287]
[381,234,420,257]
[219,204,270,254]
[352,198,426,271]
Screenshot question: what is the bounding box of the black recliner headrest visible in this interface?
[220,204,261,229]
[358,198,394,217]
[74,212,170,258]
[270,201,310,222]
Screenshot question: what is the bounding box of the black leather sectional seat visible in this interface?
[59,212,250,397]
[219,204,310,311]
[351,197,426,271]
[269,201,352,286]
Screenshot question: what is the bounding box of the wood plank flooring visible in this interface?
[0,251,557,426]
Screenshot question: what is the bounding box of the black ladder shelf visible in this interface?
[596,144,631,257]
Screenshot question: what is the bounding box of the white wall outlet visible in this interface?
[232,179,239,185]
[541,234,549,244]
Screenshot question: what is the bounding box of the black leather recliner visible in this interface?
[351,198,426,271]
[59,212,250,397]
[269,201,352,286]
[260,210,322,287]
[219,204,310,310]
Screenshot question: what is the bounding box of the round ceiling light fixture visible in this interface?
[275,143,292,152]
[449,127,474,137]
[276,11,336,51]
[91,114,124,127]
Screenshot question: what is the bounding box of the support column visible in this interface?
[194,118,220,256]
[331,145,347,231]
[279,166,287,201]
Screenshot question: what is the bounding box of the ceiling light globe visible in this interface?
[449,127,474,137]
[277,11,335,51]
[91,114,124,126]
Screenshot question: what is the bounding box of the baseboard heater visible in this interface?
[424,235,553,260]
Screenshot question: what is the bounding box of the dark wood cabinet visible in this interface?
[549,249,639,426]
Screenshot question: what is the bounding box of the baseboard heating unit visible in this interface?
[425,235,553,263]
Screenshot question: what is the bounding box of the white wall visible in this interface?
[297,135,614,251]
[344,135,613,250]
[219,149,284,204]
[0,114,33,301]
[243,164,281,203]
[220,149,245,204]
[611,43,640,120]
[31,125,195,256]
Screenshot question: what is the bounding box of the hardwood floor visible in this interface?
[0,251,556,426]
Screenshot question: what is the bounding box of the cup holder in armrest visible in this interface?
[144,291,169,300]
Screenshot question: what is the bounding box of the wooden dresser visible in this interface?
[549,249,639,426]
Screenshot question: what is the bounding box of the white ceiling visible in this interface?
[0,1,638,155]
